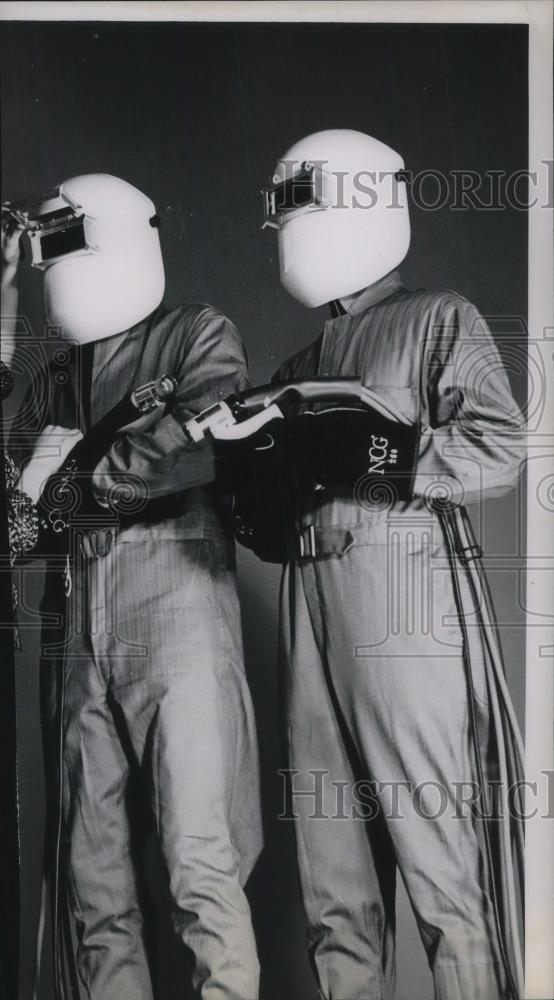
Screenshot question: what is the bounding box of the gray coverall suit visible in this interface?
[15,303,262,999]
[274,270,524,1000]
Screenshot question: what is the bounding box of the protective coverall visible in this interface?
[13,302,262,1000]
[274,269,525,1000]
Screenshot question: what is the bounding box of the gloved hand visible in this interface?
[286,406,420,503]
[17,426,84,504]
[1,208,25,271]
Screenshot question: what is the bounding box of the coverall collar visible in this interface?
[338,269,405,316]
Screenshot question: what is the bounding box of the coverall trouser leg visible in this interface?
[42,537,261,1000]
[280,533,509,1000]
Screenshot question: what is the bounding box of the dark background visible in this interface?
[0,19,528,1000]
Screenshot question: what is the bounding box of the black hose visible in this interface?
[440,507,523,999]
[238,377,363,412]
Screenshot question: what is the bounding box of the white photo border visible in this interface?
[1,2,552,997]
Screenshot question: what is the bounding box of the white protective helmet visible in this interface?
[24,173,165,343]
[262,129,410,308]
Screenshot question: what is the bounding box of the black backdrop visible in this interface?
[0,19,527,1000]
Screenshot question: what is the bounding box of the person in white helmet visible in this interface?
[262,130,525,1000]
[7,174,261,1000]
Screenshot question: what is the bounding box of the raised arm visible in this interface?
[1,212,24,367]
[92,307,249,504]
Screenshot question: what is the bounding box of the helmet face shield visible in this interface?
[261,161,332,229]
[36,218,90,264]
[7,186,99,268]
[29,202,98,270]
[6,174,165,343]
[263,130,411,307]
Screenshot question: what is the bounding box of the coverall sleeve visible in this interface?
[92,308,249,501]
[413,296,526,505]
